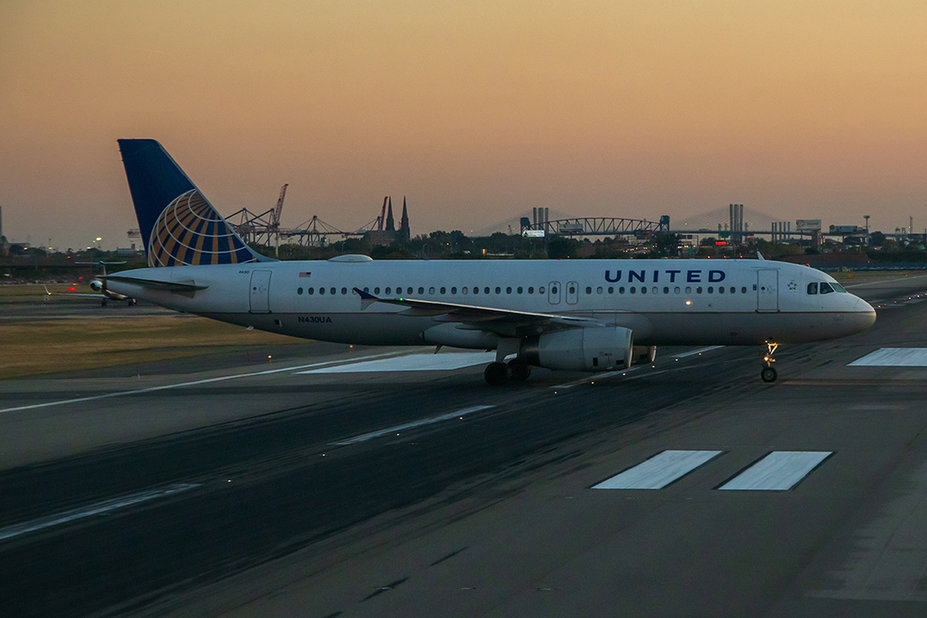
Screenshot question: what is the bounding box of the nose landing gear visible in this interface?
[761,341,778,383]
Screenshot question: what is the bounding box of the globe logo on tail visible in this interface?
[148,189,258,267]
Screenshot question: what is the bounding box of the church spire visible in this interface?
[399,196,410,242]
[385,196,395,231]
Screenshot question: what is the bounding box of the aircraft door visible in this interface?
[566,281,579,305]
[548,281,561,305]
[249,270,272,313]
[756,269,778,312]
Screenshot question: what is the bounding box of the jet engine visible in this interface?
[523,327,633,371]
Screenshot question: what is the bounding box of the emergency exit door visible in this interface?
[566,281,579,304]
[548,281,561,304]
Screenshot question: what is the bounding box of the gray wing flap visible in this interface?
[354,287,603,334]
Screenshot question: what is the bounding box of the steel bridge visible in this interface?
[532,216,670,237]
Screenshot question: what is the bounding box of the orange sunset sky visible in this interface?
[2,1,926,250]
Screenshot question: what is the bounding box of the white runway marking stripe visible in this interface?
[332,405,494,445]
[0,352,405,415]
[719,451,832,491]
[672,345,725,359]
[550,370,627,389]
[301,351,495,374]
[849,348,927,367]
[592,450,723,490]
[0,483,200,542]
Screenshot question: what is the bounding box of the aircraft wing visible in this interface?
[354,288,603,336]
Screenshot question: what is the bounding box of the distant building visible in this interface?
[364,195,411,246]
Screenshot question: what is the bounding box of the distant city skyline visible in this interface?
[3,1,926,250]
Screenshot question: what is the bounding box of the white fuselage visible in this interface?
[107,258,875,348]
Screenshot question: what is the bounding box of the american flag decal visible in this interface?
[299,272,312,278]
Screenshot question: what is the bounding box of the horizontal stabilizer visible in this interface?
[103,274,209,292]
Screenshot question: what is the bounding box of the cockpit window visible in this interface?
[831,282,847,293]
[807,282,818,295]
[819,282,834,294]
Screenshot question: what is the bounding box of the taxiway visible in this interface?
[2,274,927,616]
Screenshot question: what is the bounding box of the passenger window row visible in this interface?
[296,285,544,296]
[294,285,752,296]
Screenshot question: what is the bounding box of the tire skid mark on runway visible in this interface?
[0,352,404,415]
[332,405,495,445]
[0,483,200,542]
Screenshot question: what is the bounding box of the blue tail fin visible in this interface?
[118,139,267,267]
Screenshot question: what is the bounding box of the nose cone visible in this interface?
[851,295,877,332]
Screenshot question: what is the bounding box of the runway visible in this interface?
[2,275,927,616]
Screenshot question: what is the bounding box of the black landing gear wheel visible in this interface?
[484,361,511,385]
[761,366,778,383]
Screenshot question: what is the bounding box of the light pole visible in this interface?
[864,215,870,245]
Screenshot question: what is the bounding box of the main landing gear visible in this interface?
[484,357,531,385]
[761,341,778,383]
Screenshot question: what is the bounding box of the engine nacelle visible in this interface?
[524,327,633,372]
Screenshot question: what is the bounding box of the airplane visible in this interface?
[44,261,137,306]
[105,139,876,385]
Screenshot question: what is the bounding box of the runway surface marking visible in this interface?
[300,351,495,373]
[0,483,200,542]
[332,405,494,445]
[592,450,724,490]
[551,346,726,389]
[719,451,832,491]
[0,352,404,414]
[672,345,726,359]
[843,273,927,289]
[551,370,627,389]
[849,348,927,367]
